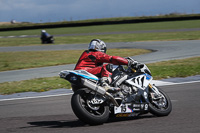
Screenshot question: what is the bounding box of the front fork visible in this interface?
[149,84,162,100]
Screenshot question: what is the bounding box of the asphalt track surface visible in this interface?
[0,82,200,133]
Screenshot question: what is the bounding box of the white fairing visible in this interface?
[125,74,152,90]
[140,64,151,74]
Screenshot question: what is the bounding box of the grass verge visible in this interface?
[0,49,151,71]
[1,30,200,47]
[0,77,70,95]
[148,57,200,79]
[0,56,200,95]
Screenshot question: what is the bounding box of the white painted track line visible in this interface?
[0,93,73,102]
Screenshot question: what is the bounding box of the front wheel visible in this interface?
[71,89,110,125]
[149,87,172,116]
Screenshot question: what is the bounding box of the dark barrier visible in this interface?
[1,15,200,31]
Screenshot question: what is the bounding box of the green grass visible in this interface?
[0,56,200,95]
[148,57,200,79]
[54,30,200,43]
[0,30,200,47]
[0,49,151,71]
[0,77,70,95]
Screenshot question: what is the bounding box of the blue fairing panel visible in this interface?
[70,70,99,81]
[144,73,152,80]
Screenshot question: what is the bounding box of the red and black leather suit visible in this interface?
[74,50,128,77]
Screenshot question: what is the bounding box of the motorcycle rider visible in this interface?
[74,39,138,92]
[40,30,54,44]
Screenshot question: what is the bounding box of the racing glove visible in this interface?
[126,57,139,69]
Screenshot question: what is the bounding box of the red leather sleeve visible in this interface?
[96,52,112,63]
[96,52,128,65]
[110,56,128,65]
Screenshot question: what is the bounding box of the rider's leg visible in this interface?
[85,64,120,92]
[100,64,120,92]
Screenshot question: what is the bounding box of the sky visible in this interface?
[0,0,200,23]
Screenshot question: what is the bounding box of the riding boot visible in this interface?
[100,77,120,93]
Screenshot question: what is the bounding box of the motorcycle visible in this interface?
[41,35,54,44]
[59,57,172,125]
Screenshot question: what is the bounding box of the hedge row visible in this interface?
[1,14,200,31]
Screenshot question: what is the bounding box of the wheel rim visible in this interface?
[79,92,107,116]
[150,92,169,110]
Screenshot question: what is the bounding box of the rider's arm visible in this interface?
[110,56,128,65]
[97,52,128,65]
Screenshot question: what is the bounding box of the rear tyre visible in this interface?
[71,90,109,125]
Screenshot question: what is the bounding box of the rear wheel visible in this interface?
[149,87,172,116]
[71,89,109,125]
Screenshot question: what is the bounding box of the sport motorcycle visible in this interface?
[59,57,172,125]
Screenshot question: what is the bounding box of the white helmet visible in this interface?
[88,39,107,53]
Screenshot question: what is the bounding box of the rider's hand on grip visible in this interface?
[126,57,136,66]
[131,62,140,70]
[126,57,138,69]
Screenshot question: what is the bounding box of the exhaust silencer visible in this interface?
[81,78,119,107]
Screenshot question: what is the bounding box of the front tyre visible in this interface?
[149,87,172,116]
[71,90,109,125]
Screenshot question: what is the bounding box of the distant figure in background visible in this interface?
[40,30,54,44]
[11,19,16,24]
